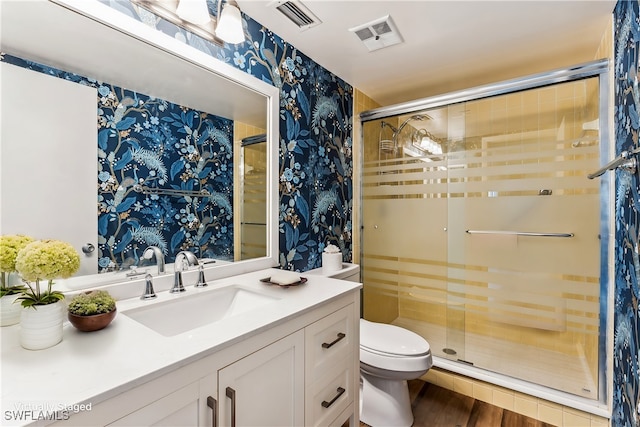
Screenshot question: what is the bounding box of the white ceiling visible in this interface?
[239,0,616,107]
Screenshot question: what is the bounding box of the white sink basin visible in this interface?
[123,285,279,337]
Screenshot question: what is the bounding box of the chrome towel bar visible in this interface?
[587,147,640,179]
[466,230,574,238]
[133,184,210,197]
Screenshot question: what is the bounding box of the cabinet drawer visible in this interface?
[305,304,354,382]
[305,355,354,427]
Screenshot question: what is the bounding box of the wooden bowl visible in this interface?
[68,308,117,332]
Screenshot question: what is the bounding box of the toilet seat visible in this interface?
[360,319,430,356]
[359,319,432,373]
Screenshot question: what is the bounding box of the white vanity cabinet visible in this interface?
[106,378,212,426]
[49,291,359,427]
[51,369,218,427]
[305,304,357,427]
[107,332,305,427]
[217,331,305,427]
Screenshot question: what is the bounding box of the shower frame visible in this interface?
[358,58,612,412]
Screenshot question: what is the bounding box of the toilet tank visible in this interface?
[305,262,360,282]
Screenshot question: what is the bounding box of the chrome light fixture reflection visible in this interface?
[419,135,442,155]
[131,0,245,45]
[176,0,210,25]
[216,0,245,44]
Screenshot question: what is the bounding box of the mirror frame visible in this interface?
[51,0,280,278]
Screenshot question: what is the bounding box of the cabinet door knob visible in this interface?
[322,332,346,349]
[206,396,217,427]
[226,387,236,427]
[321,387,346,408]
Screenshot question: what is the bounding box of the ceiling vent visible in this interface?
[349,15,403,52]
[270,0,322,31]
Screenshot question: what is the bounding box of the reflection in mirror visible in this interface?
[238,135,267,260]
[0,0,275,282]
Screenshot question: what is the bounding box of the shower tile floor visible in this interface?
[358,379,556,427]
[393,317,597,399]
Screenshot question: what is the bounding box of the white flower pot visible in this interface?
[20,301,64,350]
[0,294,22,326]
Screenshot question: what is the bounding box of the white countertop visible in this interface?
[0,268,361,426]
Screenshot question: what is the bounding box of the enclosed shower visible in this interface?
[359,60,611,406]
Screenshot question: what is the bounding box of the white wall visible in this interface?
[0,62,98,276]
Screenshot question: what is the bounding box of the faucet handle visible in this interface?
[195,264,208,288]
[141,274,157,300]
[170,270,186,293]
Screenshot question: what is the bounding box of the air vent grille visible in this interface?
[371,21,392,36]
[354,28,374,41]
[272,0,321,31]
[349,15,403,52]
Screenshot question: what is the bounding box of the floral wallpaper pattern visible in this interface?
[7,0,640,422]
[1,54,235,268]
[101,0,354,272]
[613,1,640,426]
[95,85,234,269]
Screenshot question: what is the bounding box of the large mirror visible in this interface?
[0,0,279,286]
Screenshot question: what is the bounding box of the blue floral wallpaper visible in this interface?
[613,1,640,426]
[100,0,354,272]
[1,54,235,269]
[95,85,234,269]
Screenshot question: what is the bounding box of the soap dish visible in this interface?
[260,277,308,287]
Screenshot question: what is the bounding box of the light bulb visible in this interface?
[176,0,210,25]
[215,2,244,44]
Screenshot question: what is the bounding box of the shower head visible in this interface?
[396,114,430,136]
[379,114,431,155]
[381,120,398,133]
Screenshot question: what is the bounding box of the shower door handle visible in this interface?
[466,230,574,238]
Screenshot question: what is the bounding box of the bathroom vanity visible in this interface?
[0,269,361,427]
[0,2,361,424]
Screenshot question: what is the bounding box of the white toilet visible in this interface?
[306,263,433,427]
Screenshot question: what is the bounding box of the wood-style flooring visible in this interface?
[360,380,556,427]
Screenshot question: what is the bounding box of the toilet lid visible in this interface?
[360,319,430,357]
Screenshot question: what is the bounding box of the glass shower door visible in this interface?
[361,74,603,399]
[452,79,602,398]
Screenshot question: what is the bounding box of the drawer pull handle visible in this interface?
[322,332,346,349]
[321,387,346,408]
[226,387,236,427]
[206,396,217,427]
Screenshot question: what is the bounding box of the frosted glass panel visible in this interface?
[361,77,602,399]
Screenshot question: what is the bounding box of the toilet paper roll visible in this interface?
[322,252,342,275]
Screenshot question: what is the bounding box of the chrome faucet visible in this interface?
[142,246,165,276]
[170,251,199,293]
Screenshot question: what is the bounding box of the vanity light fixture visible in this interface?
[215,0,245,44]
[176,0,210,25]
[131,0,246,46]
